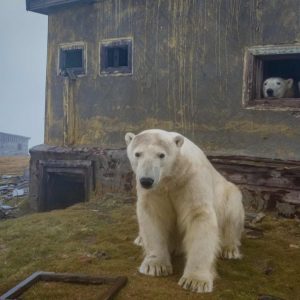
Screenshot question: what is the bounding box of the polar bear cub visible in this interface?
[125,129,244,293]
[263,77,294,98]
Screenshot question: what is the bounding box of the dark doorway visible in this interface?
[45,172,85,210]
[38,160,93,211]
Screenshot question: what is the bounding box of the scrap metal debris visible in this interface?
[0,168,29,219]
[245,212,265,239]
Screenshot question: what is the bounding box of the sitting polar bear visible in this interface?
[263,77,294,98]
[125,129,244,293]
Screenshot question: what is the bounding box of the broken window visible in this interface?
[59,43,86,78]
[100,38,132,75]
[243,45,300,110]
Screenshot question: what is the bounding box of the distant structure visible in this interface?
[0,132,30,156]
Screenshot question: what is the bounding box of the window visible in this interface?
[100,38,132,75]
[243,44,300,110]
[18,143,22,151]
[58,43,86,78]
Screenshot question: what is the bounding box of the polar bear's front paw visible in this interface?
[178,275,213,293]
[139,256,173,277]
[221,246,241,259]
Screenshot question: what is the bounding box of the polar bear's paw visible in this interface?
[221,246,241,259]
[178,275,213,293]
[139,256,173,277]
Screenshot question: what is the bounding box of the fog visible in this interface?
[0,0,47,148]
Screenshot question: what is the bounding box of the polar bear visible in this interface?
[263,77,294,98]
[125,129,244,293]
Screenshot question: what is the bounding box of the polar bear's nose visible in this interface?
[266,89,273,96]
[140,177,154,189]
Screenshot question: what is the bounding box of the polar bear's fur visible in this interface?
[263,77,294,98]
[125,129,244,293]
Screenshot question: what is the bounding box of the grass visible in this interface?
[0,157,299,299]
[0,195,299,299]
[0,156,29,176]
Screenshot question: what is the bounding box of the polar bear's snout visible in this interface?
[140,177,154,189]
[263,77,294,98]
[266,88,274,97]
[137,163,161,189]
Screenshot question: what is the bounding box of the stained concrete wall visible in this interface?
[29,145,134,210]
[45,0,300,160]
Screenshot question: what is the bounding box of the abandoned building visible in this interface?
[27,0,300,215]
[0,132,30,156]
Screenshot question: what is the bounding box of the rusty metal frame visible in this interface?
[0,271,127,300]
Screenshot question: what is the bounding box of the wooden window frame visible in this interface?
[58,42,87,78]
[242,44,300,111]
[99,38,133,76]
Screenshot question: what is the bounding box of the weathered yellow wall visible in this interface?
[45,0,300,159]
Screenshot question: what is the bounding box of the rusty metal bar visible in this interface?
[0,272,127,300]
[0,271,42,300]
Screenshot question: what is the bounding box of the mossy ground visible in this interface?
[0,157,299,299]
[0,195,299,300]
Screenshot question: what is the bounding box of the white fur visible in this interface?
[263,77,294,98]
[125,129,244,293]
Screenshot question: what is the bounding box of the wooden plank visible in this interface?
[209,155,300,206]
[100,277,128,300]
[40,272,120,285]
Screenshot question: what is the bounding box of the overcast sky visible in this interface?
[0,0,47,147]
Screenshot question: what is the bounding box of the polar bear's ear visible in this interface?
[125,132,135,146]
[286,78,294,89]
[174,135,184,148]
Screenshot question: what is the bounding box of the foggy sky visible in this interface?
[0,0,47,148]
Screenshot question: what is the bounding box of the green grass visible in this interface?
[0,194,299,299]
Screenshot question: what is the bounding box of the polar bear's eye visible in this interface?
[264,82,267,86]
[158,153,165,159]
[277,82,281,85]
[135,152,141,158]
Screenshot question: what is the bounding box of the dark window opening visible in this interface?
[59,46,85,77]
[243,45,300,110]
[100,39,132,75]
[64,49,83,69]
[17,143,22,151]
[46,173,85,211]
[106,46,128,67]
[262,56,300,98]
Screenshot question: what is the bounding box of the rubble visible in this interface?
[0,205,16,219]
[0,168,29,219]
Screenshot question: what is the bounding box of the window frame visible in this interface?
[99,38,133,76]
[58,42,87,78]
[242,44,300,111]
